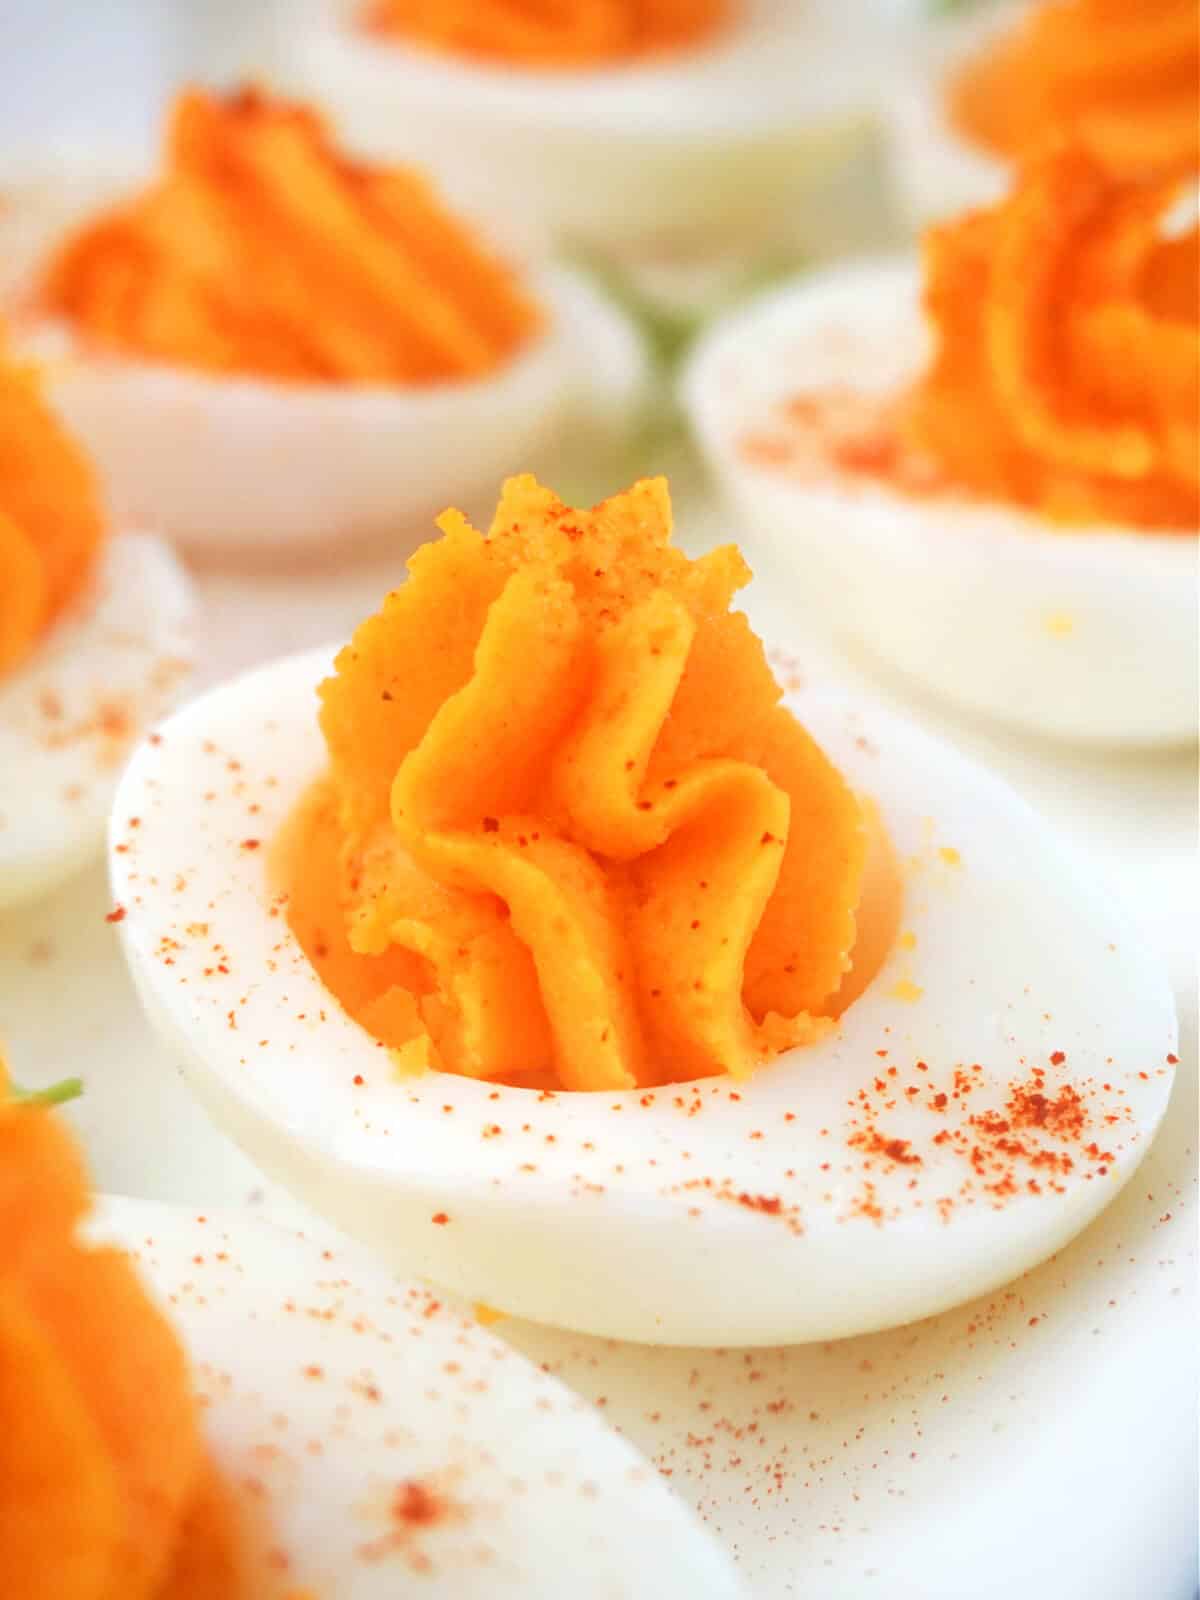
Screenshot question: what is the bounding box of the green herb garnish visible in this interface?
[7,1076,84,1108]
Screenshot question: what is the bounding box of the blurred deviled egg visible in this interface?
[0,336,190,912]
[0,1062,745,1598]
[886,0,1199,231]
[684,144,1198,744]
[287,0,881,265]
[111,473,1177,1347]
[7,86,645,560]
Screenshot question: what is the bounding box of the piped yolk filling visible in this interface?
[949,0,1199,180]
[276,475,899,1092]
[901,145,1199,531]
[0,1055,251,1598]
[40,87,541,386]
[0,345,105,678]
[364,0,730,68]
[744,147,1199,532]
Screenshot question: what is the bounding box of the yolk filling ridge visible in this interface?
[278,475,899,1092]
[949,0,1199,180]
[0,1053,250,1598]
[0,339,105,678]
[364,0,730,68]
[901,143,1199,530]
[41,87,541,386]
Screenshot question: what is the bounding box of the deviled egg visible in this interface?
[0,339,190,912]
[0,1063,744,1598]
[7,87,645,561]
[110,474,1178,1347]
[684,145,1198,744]
[287,0,880,262]
[886,0,1199,230]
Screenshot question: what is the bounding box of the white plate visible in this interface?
[0,484,1195,1599]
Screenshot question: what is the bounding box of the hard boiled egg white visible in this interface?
[288,0,878,258]
[882,1,1013,232]
[18,265,646,561]
[1,533,191,911]
[682,259,1198,745]
[109,645,1177,1346]
[90,1195,746,1599]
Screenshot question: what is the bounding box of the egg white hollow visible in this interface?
[17,267,646,562]
[109,645,1178,1346]
[89,1196,746,1599]
[682,258,1199,746]
[0,533,192,912]
[287,0,879,256]
[881,1,1015,232]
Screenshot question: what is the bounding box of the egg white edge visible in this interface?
[0,532,192,911]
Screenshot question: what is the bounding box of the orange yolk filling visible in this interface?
[902,144,1199,530]
[364,0,729,67]
[0,1059,249,1598]
[0,344,105,678]
[949,0,1199,180]
[41,88,541,386]
[277,475,899,1092]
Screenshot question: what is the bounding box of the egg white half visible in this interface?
[89,1196,746,1598]
[682,258,1199,745]
[881,1,1015,233]
[0,533,192,911]
[287,0,880,256]
[109,645,1177,1346]
[18,266,646,562]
